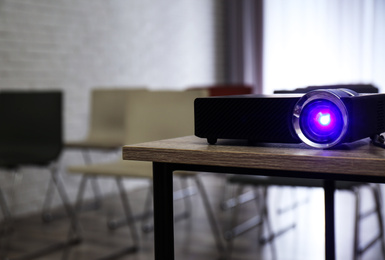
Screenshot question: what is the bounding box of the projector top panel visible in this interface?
[200,94,303,99]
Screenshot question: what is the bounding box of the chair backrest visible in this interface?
[86,88,147,146]
[0,91,62,165]
[124,89,209,145]
[194,84,254,96]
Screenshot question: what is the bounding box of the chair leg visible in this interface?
[7,164,81,260]
[74,174,89,211]
[173,176,194,222]
[141,183,154,233]
[259,187,296,245]
[225,184,257,240]
[42,150,103,223]
[42,172,92,224]
[219,175,232,210]
[259,187,277,260]
[50,164,82,242]
[258,187,271,243]
[107,181,153,231]
[225,184,244,259]
[181,176,193,216]
[139,176,197,233]
[41,154,66,223]
[224,185,268,260]
[90,176,102,208]
[0,170,23,258]
[0,187,12,259]
[353,185,385,260]
[225,186,265,236]
[97,177,140,260]
[116,177,140,246]
[74,175,103,212]
[93,178,140,260]
[372,184,385,259]
[0,188,11,225]
[276,187,309,215]
[81,150,102,209]
[194,175,226,255]
[41,177,56,222]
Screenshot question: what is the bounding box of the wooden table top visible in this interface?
[122,135,385,178]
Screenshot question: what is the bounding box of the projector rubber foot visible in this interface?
[207,138,217,144]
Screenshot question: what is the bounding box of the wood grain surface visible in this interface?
[122,135,385,178]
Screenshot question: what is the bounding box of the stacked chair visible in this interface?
[67,89,226,259]
[224,175,385,260]
[0,91,80,260]
[42,88,146,221]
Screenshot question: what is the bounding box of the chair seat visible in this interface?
[68,160,199,178]
[227,175,366,190]
[68,160,153,178]
[66,139,123,150]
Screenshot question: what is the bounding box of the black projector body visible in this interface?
[194,89,385,148]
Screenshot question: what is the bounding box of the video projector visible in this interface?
[194,88,385,148]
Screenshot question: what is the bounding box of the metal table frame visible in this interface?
[152,161,385,260]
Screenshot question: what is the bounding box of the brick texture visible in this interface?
[0,0,220,216]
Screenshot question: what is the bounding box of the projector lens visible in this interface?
[300,99,344,144]
[292,89,357,148]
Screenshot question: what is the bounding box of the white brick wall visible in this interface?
[0,0,220,216]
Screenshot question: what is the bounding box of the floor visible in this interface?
[1,174,385,260]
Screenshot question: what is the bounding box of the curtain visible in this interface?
[263,0,385,93]
[222,0,263,93]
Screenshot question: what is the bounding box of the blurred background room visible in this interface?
[0,0,385,259]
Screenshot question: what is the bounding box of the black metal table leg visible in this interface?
[324,180,335,260]
[153,162,175,260]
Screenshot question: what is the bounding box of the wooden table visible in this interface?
[122,135,385,260]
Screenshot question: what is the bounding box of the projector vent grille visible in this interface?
[377,100,385,132]
[194,96,300,143]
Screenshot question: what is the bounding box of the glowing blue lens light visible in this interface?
[317,112,331,126]
[299,99,344,144]
[293,89,356,148]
